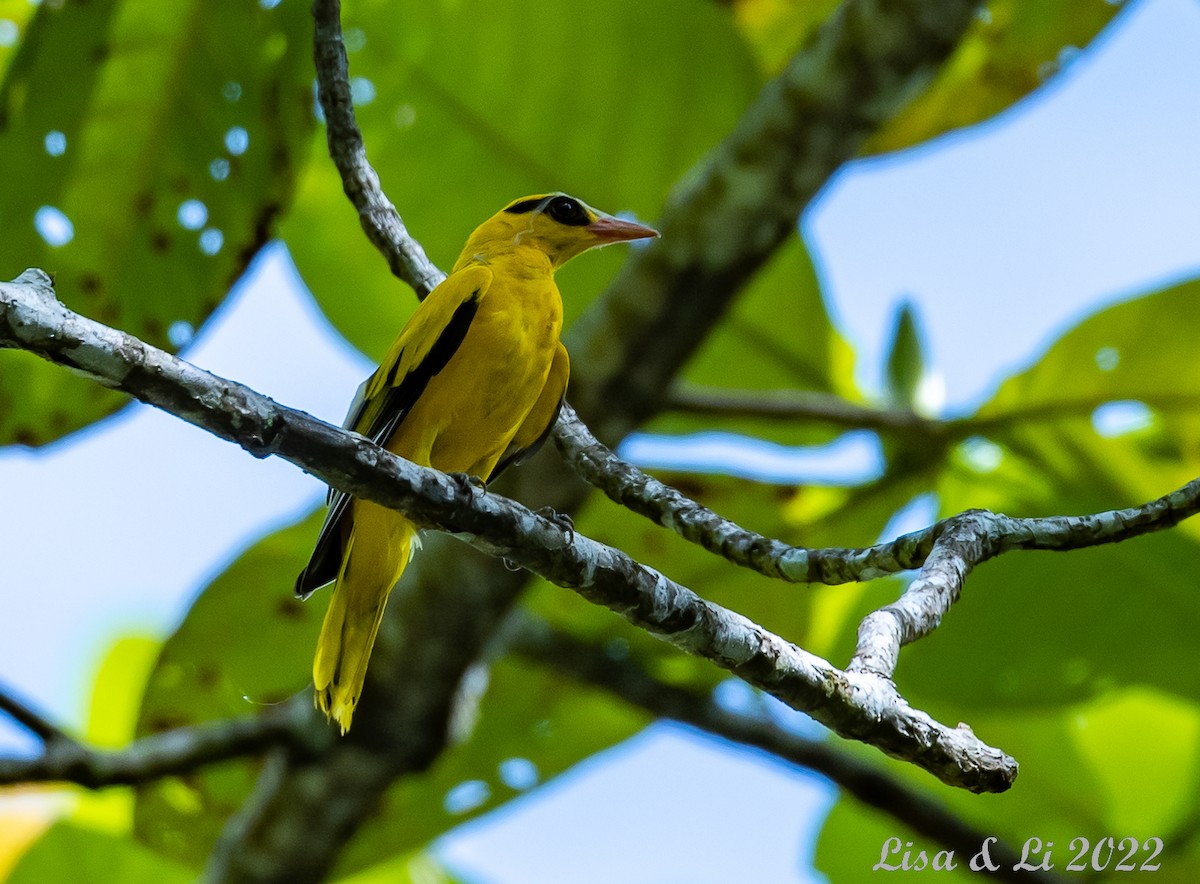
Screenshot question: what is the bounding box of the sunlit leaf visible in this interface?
[133,515,323,868]
[867,0,1123,154]
[0,0,314,446]
[73,635,159,835]
[8,821,191,884]
[728,0,840,75]
[978,276,1200,424]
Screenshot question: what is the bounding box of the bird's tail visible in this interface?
[313,508,416,734]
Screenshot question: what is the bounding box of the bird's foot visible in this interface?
[447,471,487,503]
[536,506,575,543]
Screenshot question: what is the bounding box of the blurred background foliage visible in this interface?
[3,0,1198,880]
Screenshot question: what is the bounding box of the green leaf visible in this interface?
[0,0,314,446]
[978,276,1200,424]
[1069,688,1200,836]
[728,0,841,75]
[133,514,324,867]
[337,657,646,872]
[281,0,761,361]
[132,512,646,873]
[885,279,1200,710]
[654,236,857,446]
[72,635,160,836]
[335,852,463,884]
[884,301,925,411]
[897,421,1200,711]
[8,821,191,884]
[867,0,1122,155]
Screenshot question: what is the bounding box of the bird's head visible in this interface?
[456,193,659,270]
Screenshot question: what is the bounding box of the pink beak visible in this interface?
[587,213,660,244]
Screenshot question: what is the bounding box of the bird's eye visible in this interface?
[547,196,587,226]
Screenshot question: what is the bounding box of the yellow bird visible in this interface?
[295,193,658,732]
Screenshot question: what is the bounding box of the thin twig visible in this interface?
[0,684,79,747]
[554,403,939,583]
[0,689,301,789]
[669,385,940,434]
[312,0,443,297]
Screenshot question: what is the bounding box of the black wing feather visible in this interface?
[294,292,482,599]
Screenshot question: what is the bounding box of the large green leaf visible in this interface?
[817,689,1200,880]
[281,0,761,361]
[133,514,323,868]
[0,0,314,446]
[338,657,646,873]
[719,0,1122,157]
[896,421,1200,712]
[132,513,646,873]
[867,0,1123,155]
[8,821,192,884]
[889,280,1200,710]
[653,236,858,446]
[979,277,1200,423]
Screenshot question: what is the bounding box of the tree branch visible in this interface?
[669,385,941,434]
[0,268,1015,792]
[0,684,300,789]
[0,684,78,748]
[849,493,1200,678]
[511,622,1065,884]
[555,402,939,583]
[7,0,984,877]
[312,0,443,297]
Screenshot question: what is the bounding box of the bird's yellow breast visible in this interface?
[386,250,563,478]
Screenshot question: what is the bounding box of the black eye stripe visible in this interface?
[503,194,591,226]
[504,197,548,215]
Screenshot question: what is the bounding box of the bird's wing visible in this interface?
[295,265,493,598]
[489,341,570,481]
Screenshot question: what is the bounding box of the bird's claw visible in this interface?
[448,471,487,502]
[536,506,575,543]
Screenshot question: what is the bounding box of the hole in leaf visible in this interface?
[350,77,375,105]
[34,206,74,246]
[1092,401,1152,438]
[498,758,539,791]
[443,780,490,815]
[224,126,250,156]
[44,130,66,156]
[177,199,208,230]
[959,436,1002,473]
[199,228,224,255]
[1095,346,1119,371]
[167,320,195,348]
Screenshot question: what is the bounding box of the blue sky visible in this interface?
[3,0,1200,879]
